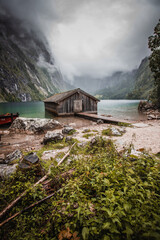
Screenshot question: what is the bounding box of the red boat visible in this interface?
[0,113,19,125]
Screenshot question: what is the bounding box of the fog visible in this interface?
[0,0,160,82]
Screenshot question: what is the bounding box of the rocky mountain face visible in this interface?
[0,13,72,102]
[127,57,154,99]
[95,57,154,99]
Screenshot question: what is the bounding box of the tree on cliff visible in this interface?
[148,19,160,107]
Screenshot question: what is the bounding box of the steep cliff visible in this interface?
[95,57,154,99]
[127,57,154,99]
[0,13,71,102]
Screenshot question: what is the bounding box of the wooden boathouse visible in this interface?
[44,88,100,116]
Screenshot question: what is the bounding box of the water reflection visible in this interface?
[0,100,147,122]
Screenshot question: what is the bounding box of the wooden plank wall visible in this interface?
[57,92,97,114]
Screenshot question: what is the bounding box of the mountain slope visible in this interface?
[127,57,154,99]
[0,13,72,102]
[95,57,154,100]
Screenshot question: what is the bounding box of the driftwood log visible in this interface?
[0,142,76,222]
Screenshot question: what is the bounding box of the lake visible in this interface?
[0,100,146,121]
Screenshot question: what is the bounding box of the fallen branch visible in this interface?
[57,142,76,166]
[0,142,76,220]
[0,188,61,227]
[0,174,48,220]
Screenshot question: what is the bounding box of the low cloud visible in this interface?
[0,0,160,82]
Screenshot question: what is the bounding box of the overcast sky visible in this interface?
[0,0,160,82]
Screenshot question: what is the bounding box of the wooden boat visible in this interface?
[0,113,19,125]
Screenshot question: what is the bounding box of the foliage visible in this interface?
[0,138,160,239]
[148,19,160,107]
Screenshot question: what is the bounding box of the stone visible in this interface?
[138,101,155,112]
[82,129,90,133]
[62,126,75,134]
[77,142,87,148]
[5,150,22,164]
[132,123,149,128]
[0,154,5,164]
[65,136,73,142]
[97,119,104,124]
[10,117,62,134]
[23,152,39,164]
[110,127,122,136]
[147,114,156,120]
[19,163,30,169]
[90,137,98,146]
[42,147,69,161]
[0,164,18,179]
[43,132,64,145]
[130,149,143,158]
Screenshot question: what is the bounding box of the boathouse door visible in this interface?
[74,100,82,113]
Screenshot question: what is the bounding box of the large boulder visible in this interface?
[138,101,156,112]
[10,117,61,134]
[43,132,64,145]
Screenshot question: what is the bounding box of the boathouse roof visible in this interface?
[43,88,100,103]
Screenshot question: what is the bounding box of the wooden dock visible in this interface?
[75,112,132,125]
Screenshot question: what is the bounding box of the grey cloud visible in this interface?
[0,0,160,82]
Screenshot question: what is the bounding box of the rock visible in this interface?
[90,137,98,146]
[5,150,22,164]
[0,164,18,179]
[10,117,61,134]
[132,123,149,128]
[147,114,156,120]
[138,101,156,112]
[43,132,64,145]
[69,123,76,127]
[78,142,87,148]
[130,149,142,157]
[82,129,90,133]
[65,136,73,142]
[110,127,122,136]
[97,119,104,124]
[23,152,39,164]
[0,154,5,164]
[62,126,75,134]
[19,163,30,169]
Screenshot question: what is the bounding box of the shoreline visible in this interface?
[0,117,160,156]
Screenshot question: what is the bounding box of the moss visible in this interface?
[102,128,113,136]
[82,133,95,139]
[118,122,132,127]
[82,129,91,133]
[67,129,76,135]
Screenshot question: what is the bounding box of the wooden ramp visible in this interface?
[75,112,132,125]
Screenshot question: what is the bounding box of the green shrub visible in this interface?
[0,138,160,240]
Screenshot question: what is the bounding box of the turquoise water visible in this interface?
[98,100,146,121]
[0,100,146,121]
[0,101,52,118]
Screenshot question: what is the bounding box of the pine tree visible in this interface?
[148,19,160,107]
